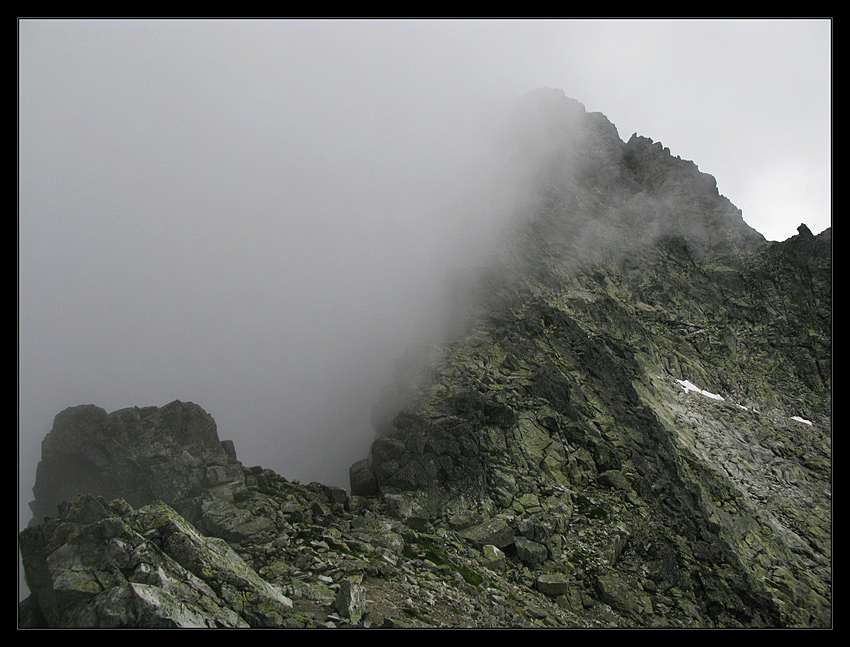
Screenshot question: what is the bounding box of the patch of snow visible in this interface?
[676,379,725,401]
[672,378,812,425]
[676,379,700,394]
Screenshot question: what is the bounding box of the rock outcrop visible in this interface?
[19,409,596,628]
[19,89,831,628]
[28,400,246,527]
[19,495,293,628]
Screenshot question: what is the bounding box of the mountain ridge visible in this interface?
[19,90,831,628]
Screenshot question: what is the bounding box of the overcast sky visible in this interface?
[18,19,831,531]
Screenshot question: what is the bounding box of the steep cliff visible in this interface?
[19,89,831,628]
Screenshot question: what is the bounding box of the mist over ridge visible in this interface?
[18,33,554,507]
[18,19,830,533]
[15,82,769,493]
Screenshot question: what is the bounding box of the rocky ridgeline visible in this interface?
[19,89,831,628]
[19,401,607,628]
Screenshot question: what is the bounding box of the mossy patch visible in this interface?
[402,534,484,586]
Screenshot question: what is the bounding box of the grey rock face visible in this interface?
[28,400,246,527]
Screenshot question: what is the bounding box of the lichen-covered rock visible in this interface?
[536,572,571,596]
[19,494,291,628]
[458,516,515,549]
[334,577,365,624]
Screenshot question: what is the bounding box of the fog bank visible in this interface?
[18,20,535,525]
[19,20,831,535]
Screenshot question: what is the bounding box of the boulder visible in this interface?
[536,573,571,596]
[459,516,515,549]
[516,537,548,566]
[349,457,378,496]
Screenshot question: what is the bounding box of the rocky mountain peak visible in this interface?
[19,89,830,629]
[797,222,814,237]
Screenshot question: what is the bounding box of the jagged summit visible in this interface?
[797,222,814,237]
[19,90,830,628]
[497,90,766,279]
